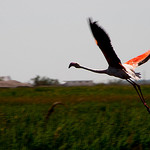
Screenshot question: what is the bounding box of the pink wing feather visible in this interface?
[125,50,150,68]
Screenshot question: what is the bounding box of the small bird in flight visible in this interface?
[69,18,150,113]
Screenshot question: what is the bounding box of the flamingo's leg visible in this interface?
[126,79,150,113]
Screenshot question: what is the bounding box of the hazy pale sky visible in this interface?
[0,0,150,83]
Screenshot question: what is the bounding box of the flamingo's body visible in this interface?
[69,18,150,113]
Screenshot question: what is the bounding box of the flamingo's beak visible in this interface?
[68,63,73,68]
[68,62,80,68]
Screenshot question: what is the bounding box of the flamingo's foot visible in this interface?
[146,107,150,114]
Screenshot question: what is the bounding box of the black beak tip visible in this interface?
[68,63,73,68]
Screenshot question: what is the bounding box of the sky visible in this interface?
[0,0,150,83]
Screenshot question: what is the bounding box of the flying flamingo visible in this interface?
[69,18,150,113]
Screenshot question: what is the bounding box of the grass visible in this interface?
[0,85,150,149]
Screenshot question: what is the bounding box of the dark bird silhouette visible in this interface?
[69,18,150,113]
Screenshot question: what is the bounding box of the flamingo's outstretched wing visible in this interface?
[125,50,150,69]
[89,18,123,69]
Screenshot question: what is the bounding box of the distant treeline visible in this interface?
[31,75,59,86]
[31,75,150,86]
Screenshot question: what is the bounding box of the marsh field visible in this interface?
[0,85,150,150]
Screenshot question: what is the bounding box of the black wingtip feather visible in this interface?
[87,17,123,68]
[89,19,110,40]
[88,17,92,23]
[88,18,98,28]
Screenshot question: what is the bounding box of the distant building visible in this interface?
[64,80,95,86]
[0,76,11,81]
[137,79,150,85]
[107,79,150,85]
[0,76,32,88]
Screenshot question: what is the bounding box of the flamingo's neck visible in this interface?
[80,66,107,74]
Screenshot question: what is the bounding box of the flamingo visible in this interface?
[69,18,150,113]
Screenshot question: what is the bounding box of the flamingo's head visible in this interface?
[68,62,80,68]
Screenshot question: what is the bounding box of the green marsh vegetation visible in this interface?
[0,85,150,150]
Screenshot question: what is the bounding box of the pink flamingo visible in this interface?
[69,18,150,113]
